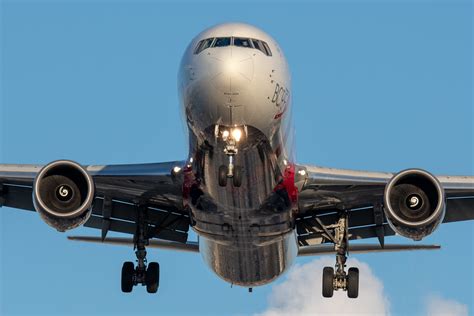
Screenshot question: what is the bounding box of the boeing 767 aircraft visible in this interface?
[1,23,472,298]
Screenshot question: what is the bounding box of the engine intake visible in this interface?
[33,160,95,232]
[383,169,445,241]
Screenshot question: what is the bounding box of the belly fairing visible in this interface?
[199,232,298,287]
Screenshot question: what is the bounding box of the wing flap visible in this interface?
[298,243,440,256]
[0,184,34,211]
[84,215,188,243]
[444,197,474,223]
[68,236,199,253]
[92,197,189,233]
[348,224,396,241]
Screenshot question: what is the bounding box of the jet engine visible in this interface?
[33,160,95,232]
[383,169,445,241]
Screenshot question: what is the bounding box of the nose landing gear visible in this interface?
[218,128,243,187]
[218,163,242,187]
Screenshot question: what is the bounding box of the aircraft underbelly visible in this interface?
[186,126,297,286]
[199,232,298,286]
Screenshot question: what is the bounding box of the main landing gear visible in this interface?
[218,128,243,187]
[322,214,359,299]
[121,206,160,294]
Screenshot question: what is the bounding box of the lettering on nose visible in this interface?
[271,83,290,108]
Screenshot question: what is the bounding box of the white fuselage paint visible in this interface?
[178,23,297,287]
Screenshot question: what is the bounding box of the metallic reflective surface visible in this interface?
[179,23,296,285]
[33,160,95,232]
[199,232,298,286]
[383,169,446,241]
[185,126,296,285]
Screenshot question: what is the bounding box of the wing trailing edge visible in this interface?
[67,236,199,253]
[298,243,440,256]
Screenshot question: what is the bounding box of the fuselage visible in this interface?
[178,23,297,287]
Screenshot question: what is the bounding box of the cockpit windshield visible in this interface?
[234,37,251,48]
[194,37,272,56]
[214,37,231,47]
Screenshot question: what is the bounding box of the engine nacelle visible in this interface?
[383,169,445,241]
[33,160,95,232]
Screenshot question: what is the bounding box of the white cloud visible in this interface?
[256,257,390,316]
[256,257,470,316]
[425,295,468,316]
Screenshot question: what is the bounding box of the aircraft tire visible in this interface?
[121,262,134,293]
[322,266,334,298]
[146,262,160,294]
[347,267,359,298]
[233,166,242,187]
[218,165,228,187]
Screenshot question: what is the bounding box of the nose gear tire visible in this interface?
[233,166,242,187]
[218,165,228,187]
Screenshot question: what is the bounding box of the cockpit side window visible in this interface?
[262,41,272,56]
[234,37,252,48]
[213,37,231,47]
[251,39,265,55]
[194,38,214,54]
[194,40,204,54]
[250,39,272,56]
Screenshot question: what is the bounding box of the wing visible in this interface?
[0,161,191,244]
[295,164,474,247]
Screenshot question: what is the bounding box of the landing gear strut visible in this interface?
[218,128,243,187]
[218,164,242,187]
[121,206,160,294]
[322,213,359,298]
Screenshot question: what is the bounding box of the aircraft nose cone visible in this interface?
[207,48,254,94]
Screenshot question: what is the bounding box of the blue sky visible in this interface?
[1,0,472,315]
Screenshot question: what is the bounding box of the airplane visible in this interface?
[0,22,473,299]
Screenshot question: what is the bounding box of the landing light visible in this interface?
[298,170,306,176]
[232,129,242,142]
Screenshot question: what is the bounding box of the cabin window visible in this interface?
[213,37,231,47]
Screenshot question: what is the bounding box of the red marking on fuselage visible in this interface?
[274,105,287,120]
[273,163,298,209]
